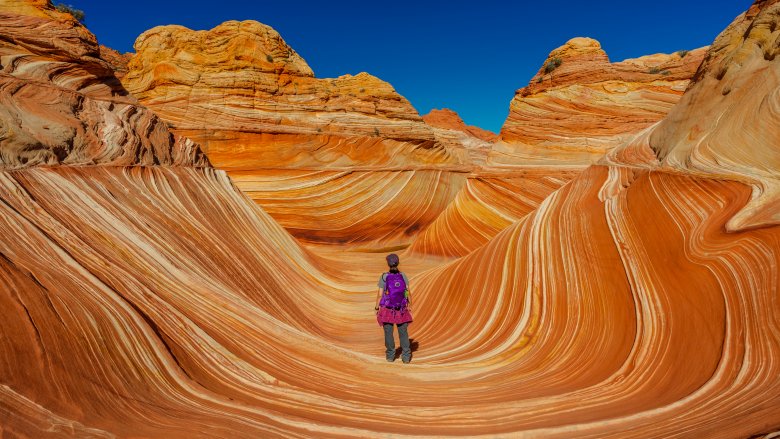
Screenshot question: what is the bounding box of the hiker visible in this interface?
[375,253,413,363]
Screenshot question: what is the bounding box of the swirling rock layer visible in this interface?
[230,169,466,248]
[421,108,496,168]
[2,1,780,438]
[406,169,579,257]
[422,108,498,142]
[644,0,780,231]
[2,164,779,438]
[118,20,477,247]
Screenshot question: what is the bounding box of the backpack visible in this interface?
[380,272,407,308]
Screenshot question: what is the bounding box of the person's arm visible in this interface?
[375,273,386,312]
[404,273,412,309]
[375,287,382,312]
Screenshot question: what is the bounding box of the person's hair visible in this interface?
[388,265,400,274]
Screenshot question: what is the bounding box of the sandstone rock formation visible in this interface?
[420,108,496,168]
[2,0,62,17]
[410,165,780,437]
[231,169,466,249]
[0,6,208,168]
[643,0,780,231]
[406,169,579,257]
[98,44,132,79]
[492,38,707,165]
[423,108,498,142]
[119,20,480,248]
[2,0,780,438]
[122,21,463,169]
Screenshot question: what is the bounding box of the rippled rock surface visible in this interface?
[1,1,780,438]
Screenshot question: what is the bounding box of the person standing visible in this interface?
[375,253,413,363]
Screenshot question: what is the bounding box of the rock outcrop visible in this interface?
[406,169,579,257]
[641,0,780,231]
[231,169,466,249]
[119,20,476,247]
[410,165,780,438]
[0,5,208,168]
[122,21,463,169]
[492,38,707,165]
[418,108,496,168]
[98,44,132,79]
[423,108,498,142]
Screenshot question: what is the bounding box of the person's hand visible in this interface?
[374,305,379,314]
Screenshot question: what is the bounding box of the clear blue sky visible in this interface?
[74,0,751,133]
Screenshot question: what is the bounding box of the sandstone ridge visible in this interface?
[492,37,707,166]
[648,0,780,230]
[423,108,498,142]
[122,20,463,169]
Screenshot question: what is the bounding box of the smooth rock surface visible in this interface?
[406,169,579,257]
[230,169,466,249]
[647,0,780,231]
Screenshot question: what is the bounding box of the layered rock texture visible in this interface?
[122,21,465,169]
[406,169,579,257]
[493,37,707,165]
[0,5,208,168]
[421,108,496,168]
[423,108,498,142]
[230,169,466,249]
[638,0,780,231]
[2,0,780,438]
[98,45,132,79]
[119,21,499,247]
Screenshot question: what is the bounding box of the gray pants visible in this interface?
[383,322,411,362]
